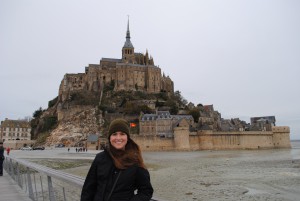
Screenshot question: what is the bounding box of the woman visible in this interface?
[81,119,153,201]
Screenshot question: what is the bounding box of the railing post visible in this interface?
[16,162,22,187]
[24,171,28,192]
[33,173,38,201]
[40,175,45,201]
[3,157,7,171]
[9,158,14,178]
[12,159,16,181]
[47,176,56,201]
[27,167,35,201]
[20,171,24,189]
[63,187,67,201]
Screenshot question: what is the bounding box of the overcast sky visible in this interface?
[1,0,299,140]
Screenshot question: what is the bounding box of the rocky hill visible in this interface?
[31,88,190,146]
[45,107,100,147]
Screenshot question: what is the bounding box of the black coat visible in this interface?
[81,150,153,201]
[0,146,4,160]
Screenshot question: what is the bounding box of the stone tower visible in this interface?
[122,18,135,64]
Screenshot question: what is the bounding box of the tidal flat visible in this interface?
[11,141,300,201]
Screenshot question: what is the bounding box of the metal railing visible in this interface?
[4,156,84,201]
[3,156,161,201]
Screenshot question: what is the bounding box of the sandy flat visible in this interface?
[8,142,300,201]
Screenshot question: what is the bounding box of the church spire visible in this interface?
[122,16,134,63]
[123,16,134,49]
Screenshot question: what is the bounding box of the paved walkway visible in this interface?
[0,170,32,201]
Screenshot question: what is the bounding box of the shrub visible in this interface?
[48,96,58,108]
[42,116,58,131]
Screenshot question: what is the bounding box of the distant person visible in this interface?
[0,141,4,176]
[81,118,153,201]
[6,147,10,155]
[68,148,70,152]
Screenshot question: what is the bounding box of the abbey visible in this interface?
[59,20,174,102]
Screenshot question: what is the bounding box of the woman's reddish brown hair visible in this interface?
[108,138,146,169]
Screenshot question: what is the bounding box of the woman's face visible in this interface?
[110,131,128,150]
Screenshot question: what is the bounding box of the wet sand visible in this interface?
[9,141,300,201]
[143,147,300,201]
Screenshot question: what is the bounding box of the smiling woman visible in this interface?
[81,118,154,201]
[110,132,128,150]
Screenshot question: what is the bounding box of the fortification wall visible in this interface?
[174,127,190,150]
[131,135,174,151]
[197,131,274,150]
[4,140,36,150]
[189,135,201,150]
[133,126,291,151]
[272,126,291,148]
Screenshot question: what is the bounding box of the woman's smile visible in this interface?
[110,132,128,150]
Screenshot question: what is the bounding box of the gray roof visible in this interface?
[123,39,134,48]
[172,115,193,120]
[141,114,157,121]
[141,112,193,122]
[157,111,172,119]
[101,58,122,62]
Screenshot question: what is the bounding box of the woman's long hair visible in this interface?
[107,138,146,169]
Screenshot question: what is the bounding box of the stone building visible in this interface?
[250,116,275,131]
[85,134,99,150]
[59,19,174,102]
[198,104,221,130]
[139,111,194,137]
[220,118,247,131]
[0,118,31,141]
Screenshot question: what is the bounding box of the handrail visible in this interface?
[4,156,162,201]
[8,156,85,187]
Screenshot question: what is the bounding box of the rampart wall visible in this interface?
[3,140,36,150]
[132,126,291,151]
[131,135,175,151]
[272,126,291,148]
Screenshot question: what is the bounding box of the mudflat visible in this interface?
[143,148,300,201]
[9,141,300,201]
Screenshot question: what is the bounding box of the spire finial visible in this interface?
[127,15,129,29]
[126,15,130,39]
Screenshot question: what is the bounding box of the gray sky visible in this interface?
[1,0,299,140]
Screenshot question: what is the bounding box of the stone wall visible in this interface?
[272,126,291,148]
[197,131,275,150]
[3,140,36,150]
[174,127,190,150]
[133,126,291,151]
[131,135,175,151]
